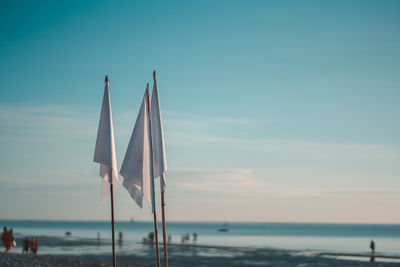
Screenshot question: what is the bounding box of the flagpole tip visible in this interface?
[105,75,109,83]
[153,70,157,79]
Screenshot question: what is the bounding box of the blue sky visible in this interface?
[0,0,399,223]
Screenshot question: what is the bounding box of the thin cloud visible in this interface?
[168,132,400,160]
[164,110,274,128]
[4,104,396,163]
[168,168,400,201]
[0,180,94,194]
[0,104,97,140]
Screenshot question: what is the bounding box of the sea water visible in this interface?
[1,220,400,257]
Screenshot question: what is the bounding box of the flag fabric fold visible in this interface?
[120,72,167,212]
[93,77,119,203]
[120,86,152,209]
[151,72,167,192]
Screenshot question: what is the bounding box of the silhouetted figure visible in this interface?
[22,237,30,254]
[118,231,123,247]
[1,227,13,252]
[370,239,375,254]
[193,232,197,242]
[1,227,9,251]
[9,228,15,248]
[97,232,101,246]
[167,234,172,244]
[9,230,14,250]
[31,237,38,255]
[148,232,155,245]
[370,239,375,262]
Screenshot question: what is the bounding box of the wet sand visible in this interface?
[3,240,400,267]
[3,248,399,267]
[169,242,400,260]
[322,251,400,260]
[162,244,400,266]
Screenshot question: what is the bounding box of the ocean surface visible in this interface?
[1,220,400,266]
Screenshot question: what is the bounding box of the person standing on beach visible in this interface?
[10,228,16,248]
[370,239,375,254]
[1,227,13,252]
[118,231,123,247]
[31,237,38,255]
[369,239,376,262]
[22,237,30,254]
[168,235,172,244]
[193,233,197,242]
[148,232,154,245]
[97,232,101,246]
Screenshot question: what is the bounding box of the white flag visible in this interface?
[151,71,167,192]
[93,76,119,203]
[120,85,152,209]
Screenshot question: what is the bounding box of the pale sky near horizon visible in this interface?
[0,0,400,223]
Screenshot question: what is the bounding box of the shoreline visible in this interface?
[155,242,400,260]
[322,252,400,260]
[2,244,400,267]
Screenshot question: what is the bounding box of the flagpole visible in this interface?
[160,176,168,267]
[146,85,161,267]
[105,75,117,267]
[153,70,169,267]
[110,180,117,267]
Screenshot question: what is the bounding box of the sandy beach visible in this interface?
[2,244,400,267]
[0,252,151,267]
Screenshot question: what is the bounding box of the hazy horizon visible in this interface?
[2,218,400,225]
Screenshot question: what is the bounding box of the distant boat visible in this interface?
[65,231,72,236]
[218,223,229,232]
[130,216,135,223]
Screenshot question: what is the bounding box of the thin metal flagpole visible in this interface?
[146,85,161,267]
